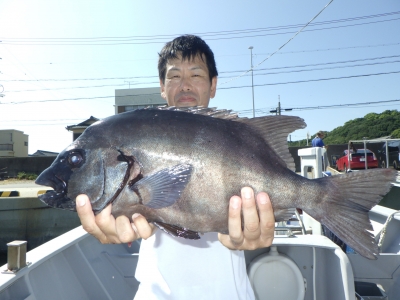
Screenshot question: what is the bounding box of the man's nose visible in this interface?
[180,76,192,91]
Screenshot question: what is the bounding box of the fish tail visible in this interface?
[308,168,398,259]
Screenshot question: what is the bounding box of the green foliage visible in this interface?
[17,172,38,180]
[289,110,400,146]
[288,140,310,147]
[391,129,400,138]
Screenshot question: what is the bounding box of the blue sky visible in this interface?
[0,0,399,153]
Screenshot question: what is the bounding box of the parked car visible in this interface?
[335,149,378,172]
[377,140,400,169]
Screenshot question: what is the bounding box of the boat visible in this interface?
[1,148,399,300]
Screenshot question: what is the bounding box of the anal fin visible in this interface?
[154,222,200,240]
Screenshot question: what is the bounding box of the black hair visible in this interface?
[158,35,218,83]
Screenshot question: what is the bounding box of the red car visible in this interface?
[336,149,378,172]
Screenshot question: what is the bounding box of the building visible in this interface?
[115,87,165,114]
[0,129,29,157]
[30,150,59,157]
[66,116,99,141]
[64,87,165,142]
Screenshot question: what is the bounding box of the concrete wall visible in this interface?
[0,157,55,177]
[0,196,80,252]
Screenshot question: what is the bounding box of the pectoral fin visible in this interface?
[130,164,192,209]
[154,222,200,239]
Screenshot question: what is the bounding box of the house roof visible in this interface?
[30,150,59,157]
[66,116,99,131]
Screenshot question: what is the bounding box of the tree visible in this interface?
[289,110,400,146]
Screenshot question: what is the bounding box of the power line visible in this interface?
[1,75,156,82]
[1,118,90,122]
[238,101,400,117]
[206,17,400,43]
[226,54,400,73]
[7,83,129,93]
[249,60,400,77]
[267,42,400,55]
[1,70,398,105]
[2,49,399,83]
[5,59,400,93]
[2,99,400,126]
[284,99,400,111]
[220,0,335,85]
[1,10,398,45]
[2,11,399,41]
[218,70,400,89]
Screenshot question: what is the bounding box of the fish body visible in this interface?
[36,107,397,259]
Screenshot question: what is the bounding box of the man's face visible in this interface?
[160,54,217,108]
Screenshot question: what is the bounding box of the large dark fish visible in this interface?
[36,107,397,259]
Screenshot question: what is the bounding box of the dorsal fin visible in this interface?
[154,105,239,120]
[150,106,306,171]
[236,115,306,171]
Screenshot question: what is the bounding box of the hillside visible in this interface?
[289,110,400,147]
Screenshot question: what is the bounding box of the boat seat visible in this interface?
[248,246,305,300]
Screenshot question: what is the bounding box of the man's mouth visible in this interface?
[176,93,197,104]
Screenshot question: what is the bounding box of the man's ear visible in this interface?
[160,79,167,100]
[210,76,217,99]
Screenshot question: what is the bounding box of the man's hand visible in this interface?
[218,187,275,250]
[76,194,155,244]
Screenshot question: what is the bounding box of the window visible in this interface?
[0,144,13,151]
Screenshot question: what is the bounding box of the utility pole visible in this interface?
[269,96,292,115]
[278,95,281,115]
[124,81,135,89]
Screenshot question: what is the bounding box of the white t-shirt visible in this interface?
[134,230,255,300]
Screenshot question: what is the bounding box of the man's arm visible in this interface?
[218,187,275,250]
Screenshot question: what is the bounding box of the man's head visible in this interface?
[317,131,325,138]
[158,35,218,107]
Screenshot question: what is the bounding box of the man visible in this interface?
[76,35,275,299]
[312,130,329,170]
[312,131,325,148]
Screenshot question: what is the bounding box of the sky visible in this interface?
[0,0,399,154]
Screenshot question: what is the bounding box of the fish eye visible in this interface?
[67,152,84,167]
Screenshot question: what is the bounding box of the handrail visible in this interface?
[378,210,400,252]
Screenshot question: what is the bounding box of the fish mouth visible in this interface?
[35,171,77,211]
